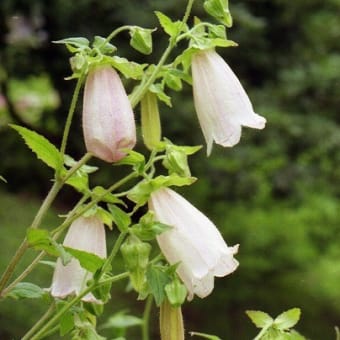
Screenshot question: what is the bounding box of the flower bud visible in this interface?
[121,237,151,292]
[82,65,136,162]
[141,91,161,150]
[165,279,187,307]
[160,299,184,340]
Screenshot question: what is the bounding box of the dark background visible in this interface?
[0,0,339,339]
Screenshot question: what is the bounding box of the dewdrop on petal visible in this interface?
[82,65,136,162]
[191,49,266,155]
[50,216,107,303]
[149,188,239,300]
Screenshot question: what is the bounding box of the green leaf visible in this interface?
[274,308,301,330]
[108,204,131,232]
[10,124,63,170]
[129,27,154,55]
[101,311,143,329]
[6,282,46,300]
[246,310,274,328]
[146,266,171,306]
[0,175,7,183]
[27,229,60,257]
[189,332,221,340]
[155,11,183,38]
[65,247,105,273]
[96,207,114,229]
[60,311,74,336]
[204,0,233,27]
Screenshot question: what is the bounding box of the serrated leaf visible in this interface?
[108,204,131,232]
[65,247,105,273]
[146,266,170,306]
[155,11,182,38]
[6,282,46,300]
[246,310,273,328]
[10,124,63,170]
[274,308,301,330]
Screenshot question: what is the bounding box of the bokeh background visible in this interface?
[0,0,339,339]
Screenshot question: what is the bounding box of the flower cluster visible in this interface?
[52,47,265,302]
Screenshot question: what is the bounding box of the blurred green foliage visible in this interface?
[0,0,339,339]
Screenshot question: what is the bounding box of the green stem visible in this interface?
[22,302,56,340]
[60,74,85,157]
[254,324,272,340]
[51,171,137,237]
[30,272,129,340]
[102,232,128,274]
[1,251,45,297]
[129,0,195,108]
[142,295,153,340]
[0,154,92,296]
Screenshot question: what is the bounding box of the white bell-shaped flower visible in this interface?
[149,188,239,300]
[82,65,136,162]
[191,49,266,155]
[50,216,107,303]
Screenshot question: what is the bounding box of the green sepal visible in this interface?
[127,174,196,205]
[129,27,154,55]
[164,279,187,307]
[130,211,171,241]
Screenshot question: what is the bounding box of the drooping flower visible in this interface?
[191,49,266,155]
[50,216,107,303]
[82,65,136,162]
[148,188,239,300]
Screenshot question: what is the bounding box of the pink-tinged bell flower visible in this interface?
[82,65,136,162]
[191,49,266,155]
[50,216,107,303]
[149,188,239,300]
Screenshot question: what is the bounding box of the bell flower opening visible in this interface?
[50,216,107,303]
[149,188,239,300]
[191,49,266,155]
[82,65,136,162]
